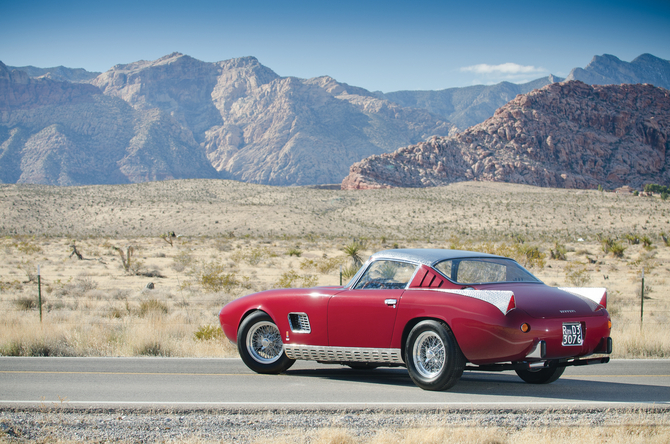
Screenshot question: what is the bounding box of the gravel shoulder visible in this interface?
[1,406,669,443]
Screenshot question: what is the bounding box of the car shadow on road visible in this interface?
[285,367,669,403]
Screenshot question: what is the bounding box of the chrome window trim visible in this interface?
[431,257,542,286]
[348,258,421,290]
[284,344,404,364]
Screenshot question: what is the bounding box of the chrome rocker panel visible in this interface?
[284,344,404,364]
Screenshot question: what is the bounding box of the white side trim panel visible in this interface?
[558,287,606,305]
[284,345,403,364]
[427,289,515,315]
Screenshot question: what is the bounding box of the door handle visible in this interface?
[385,299,397,307]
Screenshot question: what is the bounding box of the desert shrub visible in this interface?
[232,247,273,265]
[138,342,170,357]
[564,262,592,286]
[15,241,42,255]
[215,240,231,252]
[1,339,69,357]
[601,237,626,258]
[14,296,37,311]
[300,256,344,274]
[474,242,545,269]
[625,234,640,245]
[661,232,670,246]
[0,280,23,291]
[195,261,245,292]
[194,324,224,341]
[644,183,669,194]
[138,299,169,317]
[172,250,193,272]
[274,271,318,288]
[287,247,302,257]
[609,242,626,258]
[550,242,567,260]
[340,264,360,281]
[17,260,36,283]
[642,235,652,248]
[75,277,98,293]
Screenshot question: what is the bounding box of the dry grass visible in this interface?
[0,180,669,358]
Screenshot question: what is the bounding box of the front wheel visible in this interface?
[405,320,465,391]
[515,365,565,384]
[237,311,295,374]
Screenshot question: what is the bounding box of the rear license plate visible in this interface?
[562,322,583,346]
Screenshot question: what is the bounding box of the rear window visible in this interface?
[434,258,540,284]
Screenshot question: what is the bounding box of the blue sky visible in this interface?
[1,0,669,92]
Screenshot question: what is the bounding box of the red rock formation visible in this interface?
[342,81,670,190]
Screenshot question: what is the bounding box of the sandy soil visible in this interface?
[0,180,668,358]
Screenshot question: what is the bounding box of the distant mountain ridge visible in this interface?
[1,54,452,185]
[375,75,564,130]
[1,52,669,187]
[566,53,670,89]
[342,81,670,190]
[6,65,100,83]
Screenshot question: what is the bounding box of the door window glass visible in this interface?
[354,260,417,289]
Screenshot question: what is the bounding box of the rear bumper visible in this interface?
[466,337,612,372]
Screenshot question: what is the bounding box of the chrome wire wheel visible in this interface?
[246,321,283,364]
[412,330,446,379]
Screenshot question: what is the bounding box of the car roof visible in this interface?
[369,249,504,266]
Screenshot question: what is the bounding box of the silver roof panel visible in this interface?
[369,249,504,266]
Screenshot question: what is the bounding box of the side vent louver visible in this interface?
[288,313,311,333]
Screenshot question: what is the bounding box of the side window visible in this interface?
[457,260,506,283]
[354,260,417,290]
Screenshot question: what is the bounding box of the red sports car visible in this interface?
[219,249,612,391]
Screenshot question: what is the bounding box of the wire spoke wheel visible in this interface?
[413,331,446,379]
[237,311,295,374]
[405,320,465,391]
[247,321,283,364]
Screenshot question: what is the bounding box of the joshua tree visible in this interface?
[343,240,365,268]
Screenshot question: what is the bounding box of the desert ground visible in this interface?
[0,179,668,358]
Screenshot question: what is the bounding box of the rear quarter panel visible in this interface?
[394,289,534,363]
[393,288,610,364]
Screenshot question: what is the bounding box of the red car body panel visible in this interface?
[327,289,402,348]
[219,249,611,369]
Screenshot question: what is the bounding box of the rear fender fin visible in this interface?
[558,287,607,309]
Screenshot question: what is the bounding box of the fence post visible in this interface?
[38,265,42,323]
[640,267,644,329]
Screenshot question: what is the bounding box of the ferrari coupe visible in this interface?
[219,249,612,391]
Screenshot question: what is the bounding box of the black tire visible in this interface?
[237,311,295,374]
[515,365,565,384]
[405,320,465,391]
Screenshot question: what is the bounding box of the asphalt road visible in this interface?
[1,357,669,410]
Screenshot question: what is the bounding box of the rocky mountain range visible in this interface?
[376,54,670,131]
[342,81,670,190]
[6,65,101,83]
[0,60,219,185]
[1,54,452,185]
[1,52,669,187]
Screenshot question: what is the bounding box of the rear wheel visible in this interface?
[515,364,565,384]
[238,311,294,374]
[405,320,465,391]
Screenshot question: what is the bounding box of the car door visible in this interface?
[327,260,417,348]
